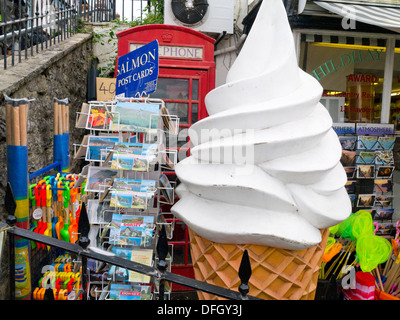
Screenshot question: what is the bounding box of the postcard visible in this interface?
[160,105,177,134]
[110,190,153,210]
[159,143,175,170]
[333,123,356,134]
[109,283,151,300]
[361,209,376,218]
[339,136,356,150]
[113,178,157,194]
[375,209,394,220]
[74,135,89,160]
[109,289,141,300]
[375,223,395,236]
[376,166,395,179]
[76,103,89,129]
[112,142,158,158]
[73,164,90,189]
[129,248,153,283]
[340,150,356,166]
[374,179,393,193]
[110,152,154,172]
[357,194,376,207]
[110,191,134,208]
[112,102,159,133]
[348,194,356,207]
[344,166,356,179]
[356,123,394,136]
[357,136,378,150]
[345,180,357,194]
[86,135,120,162]
[375,195,393,206]
[87,104,113,130]
[109,214,154,247]
[375,150,394,165]
[357,152,376,164]
[107,247,153,283]
[132,192,150,209]
[357,165,375,179]
[85,166,118,193]
[159,173,173,204]
[375,137,395,150]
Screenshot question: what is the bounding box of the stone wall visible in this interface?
[0,32,93,299]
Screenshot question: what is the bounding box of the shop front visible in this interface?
[290,1,400,234]
[296,31,400,127]
[292,1,400,128]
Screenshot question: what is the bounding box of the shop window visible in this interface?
[390,51,400,131]
[300,40,387,123]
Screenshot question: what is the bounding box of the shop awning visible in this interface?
[314,1,400,29]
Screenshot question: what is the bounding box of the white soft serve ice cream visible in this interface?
[171,0,352,250]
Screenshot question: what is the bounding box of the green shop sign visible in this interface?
[310,49,384,81]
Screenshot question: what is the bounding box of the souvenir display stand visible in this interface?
[315,123,400,301]
[3,93,89,300]
[334,123,396,230]
[73,97,179,300]
[5,95,32,299]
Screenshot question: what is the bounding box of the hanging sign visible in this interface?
[96,77,116,101]
[116,39,159,98]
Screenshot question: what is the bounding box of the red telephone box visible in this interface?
[116,25,216,290]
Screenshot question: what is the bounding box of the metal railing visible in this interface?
[0,0,117,69]
[2,179,260,301]
[115,0,150,22]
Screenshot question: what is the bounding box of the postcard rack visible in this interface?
[73,97,179,300]
[335,124,396,239]
[74,97,180,138]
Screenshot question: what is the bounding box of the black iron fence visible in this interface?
[0,0,117,69]
[1,181,260,301]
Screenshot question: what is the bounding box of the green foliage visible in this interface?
[127,0,164,27]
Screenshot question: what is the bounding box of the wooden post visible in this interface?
[6,101,13,145]
[12,101,21,146]
[19,102,28,146]
[65,103,69,133]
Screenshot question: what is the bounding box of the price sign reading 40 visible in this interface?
[96,77,116,101]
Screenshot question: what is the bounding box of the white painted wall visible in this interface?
[214,0,249,87]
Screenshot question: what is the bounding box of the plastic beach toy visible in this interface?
[351,210,374,241]
[356,234,392,272]
[338,213,356,239]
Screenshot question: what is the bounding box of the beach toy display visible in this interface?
[53,98,70,172]
[172,0,351,300]
[5,94,33,300]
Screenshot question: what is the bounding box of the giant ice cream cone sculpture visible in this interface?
[171,0,352,300]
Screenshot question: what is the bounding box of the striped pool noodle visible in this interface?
[5,95,33,300]
[53,98,70,172]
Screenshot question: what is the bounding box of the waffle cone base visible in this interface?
[189,228,329,300]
